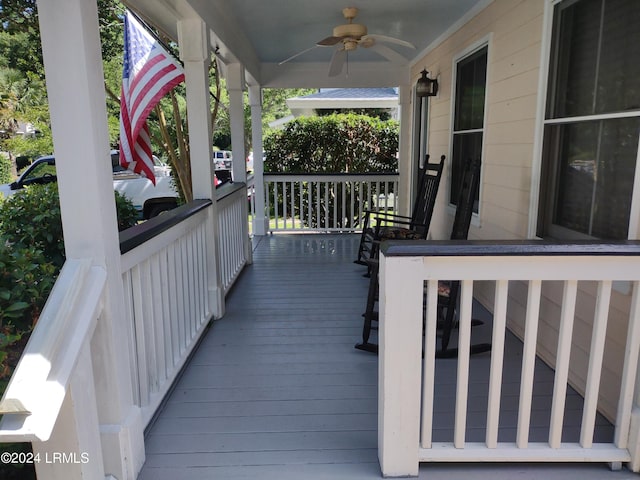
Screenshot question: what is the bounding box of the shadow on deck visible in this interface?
[138,234,637,480]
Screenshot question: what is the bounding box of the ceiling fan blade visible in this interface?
[328,48,347,77]
[279,45,319,65]
[317,36,343,46]
[369,43,408,63]
[363,34,415,49]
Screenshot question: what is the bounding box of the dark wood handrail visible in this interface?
[263,172,398,177]
[119,199,212,254]
[381,239,640,257]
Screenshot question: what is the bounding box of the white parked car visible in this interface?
[213,150,232,170]
[1,151,180,219]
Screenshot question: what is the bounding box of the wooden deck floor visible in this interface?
[138,234,638,480]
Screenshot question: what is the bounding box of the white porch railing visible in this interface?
[216,181,251,293]
[0,190,250,478]
[264,173,399,232]
[0,259,108,478]
[120,200,216,427]
[378,240,640,477]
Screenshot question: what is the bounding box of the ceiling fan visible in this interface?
[279,7,415,77]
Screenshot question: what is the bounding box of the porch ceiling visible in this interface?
[124,0,488,88]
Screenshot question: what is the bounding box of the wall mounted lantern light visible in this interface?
[416,69,438,97]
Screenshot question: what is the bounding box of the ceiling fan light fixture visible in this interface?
[344,40,358,51]
[333,23,367,39]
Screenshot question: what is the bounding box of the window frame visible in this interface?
[534,0,640,241]
[448,37,491,223]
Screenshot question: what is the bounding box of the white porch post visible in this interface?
[378,253,423,477]
[227,63,247,184]
[249,85,267,236]
[397,85,414,217]
[37,0,145,478]
[178,18,225,317]
[227,63,251,261]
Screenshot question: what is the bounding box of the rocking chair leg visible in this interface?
[355,261,379,354]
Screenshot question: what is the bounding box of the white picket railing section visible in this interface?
[120,200,215,427]
[216,182,251,294]
[378,241,640,477]
[0,194,250,478]
[0,259,108,478]
[264,173,399,232]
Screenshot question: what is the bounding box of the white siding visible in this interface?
[414,0,631,423]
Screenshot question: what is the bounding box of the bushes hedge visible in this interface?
[0,154,12,184]
[264,113,398,174]
[0,183,139,391]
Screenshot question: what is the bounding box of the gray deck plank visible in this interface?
[139,234,634,480]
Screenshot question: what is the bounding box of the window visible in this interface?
[451,46,487,212]
[538,0,640,240]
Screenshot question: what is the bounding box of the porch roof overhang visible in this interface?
[124,0,492,88]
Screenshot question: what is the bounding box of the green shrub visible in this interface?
[264,113,399,174]
[0,237,57,331]
[0,153,12,184]
[0,185,138,406]
[115,190,140,231]
[0,184,139,269]
[0,183,65,268]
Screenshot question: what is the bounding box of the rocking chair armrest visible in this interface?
[372,217,415,233]
[371,211,413,221]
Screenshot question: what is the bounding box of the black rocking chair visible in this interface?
[355,158,491,358]
[354,155,445,266]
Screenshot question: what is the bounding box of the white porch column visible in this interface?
[178,18,225,317]
[397,85,414,217]
[227,63,251,261]
[249,85,267,236]
[378,253,423,476]
[37,1,144,478]
[227,63,247,184]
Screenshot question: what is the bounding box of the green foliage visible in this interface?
[0,183,64,266]
[114,190,139,231]
[0,154,12,183]
[0,235,57,331]
[0,183,65,268]
[261,88,316,135]
[0,184,139,270]
[264,113,398,174]
[2,127,53,162]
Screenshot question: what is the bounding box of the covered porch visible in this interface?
[1,0,639,478]
[139,234,633,480]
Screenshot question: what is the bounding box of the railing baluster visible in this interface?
[273,182,279,230]
[324,181,329,228]
[282,182,288,229]
[454,279,473,448]
[394,179,399,214]
[265,181,271,233]
[549,279,578,448]
[615,281,640,449]
[580,280,613,448]
[299,180,304,230]
[517,279,542,449]
[486,279,509,448]
[421,279,439,448]
[316,181,321,229]
[290,181,295,229]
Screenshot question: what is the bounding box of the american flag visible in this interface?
[119,11,184,184]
